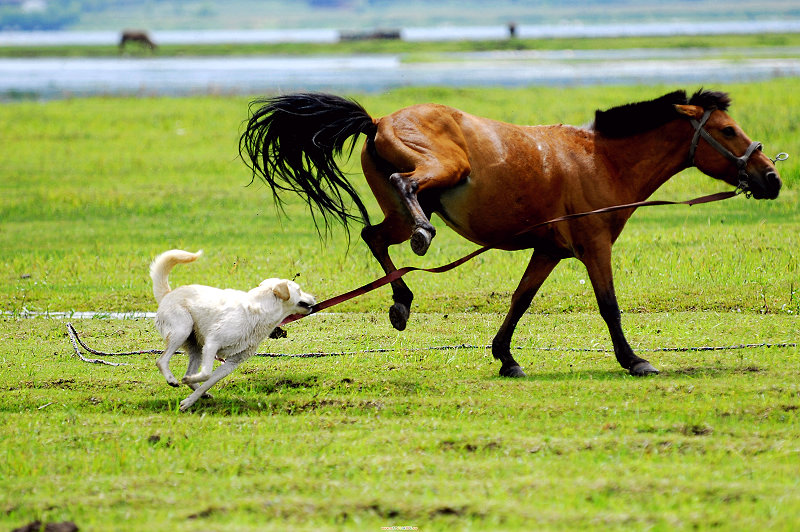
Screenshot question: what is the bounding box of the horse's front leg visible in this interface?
[362,220,415,331]
[581,244,659,376]
[493,251,561,377]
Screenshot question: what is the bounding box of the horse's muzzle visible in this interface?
[748,170,782,200]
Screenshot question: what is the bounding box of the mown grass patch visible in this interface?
[0,314,797,530]
[1,82,798,530]
[2,81,798,316]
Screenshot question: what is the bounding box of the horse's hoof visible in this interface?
[410,227,433,256]
[630,361,659,376]
[389,302,409,331]
[499,365,527,378]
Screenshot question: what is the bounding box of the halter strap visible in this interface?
[688,108,713,164]
[689,107,761,175]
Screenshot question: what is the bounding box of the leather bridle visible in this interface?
[687,108,764,197]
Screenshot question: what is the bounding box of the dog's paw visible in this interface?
[179,399,193,412]
[182,372,209,385]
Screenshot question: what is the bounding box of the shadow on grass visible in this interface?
[503,369,629,382]
[134,397,389,416]
[134,396,266,415]
[665,364,763,376]
[132,388,387,416]
[3,365,767,414]
[492,363,765,381]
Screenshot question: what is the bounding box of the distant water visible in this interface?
[2,20,800,99]
[2,20,800,46]
[2,50,799,99]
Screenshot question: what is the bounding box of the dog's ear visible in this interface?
[273,281,291,301]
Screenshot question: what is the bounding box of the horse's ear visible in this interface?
[674,104,704,120]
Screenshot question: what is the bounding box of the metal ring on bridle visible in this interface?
[771,152,789,164]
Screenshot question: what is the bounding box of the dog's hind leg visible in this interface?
[179,348,253,411]
[182,340,219,384]
[182,338,213,398]
[155,314,192,387]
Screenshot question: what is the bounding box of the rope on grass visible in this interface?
[65,322,796,366]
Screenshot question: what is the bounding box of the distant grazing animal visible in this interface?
[119,30,157,51]
[150,249,316,411]
[239,90,781,377]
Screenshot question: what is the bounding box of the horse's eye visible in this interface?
[721,126,736,138]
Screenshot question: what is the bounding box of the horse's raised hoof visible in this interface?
[630,361,659,376]
[410,227,433,256]
[389,302,409,331]
[499,364,527,378]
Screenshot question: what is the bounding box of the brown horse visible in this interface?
[239,90,781,377]
[119,30,157,52]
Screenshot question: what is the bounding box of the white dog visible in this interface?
[149,249,316,411]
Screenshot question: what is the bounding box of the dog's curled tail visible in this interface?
[150,249,203,304]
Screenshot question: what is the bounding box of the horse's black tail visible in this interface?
[239,92,378,235]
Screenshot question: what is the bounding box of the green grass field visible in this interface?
[1,81,798,530]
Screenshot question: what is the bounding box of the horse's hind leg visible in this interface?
[366,120,470,257]
[360,147,434,330]
[492,251,561,377]
[362,220,415,331]
[387,172,436,256]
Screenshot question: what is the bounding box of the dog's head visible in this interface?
[258,278,316,315]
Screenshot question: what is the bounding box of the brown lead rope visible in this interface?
[280,190,739,325]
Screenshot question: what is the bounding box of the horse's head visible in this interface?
[676,95,782,200]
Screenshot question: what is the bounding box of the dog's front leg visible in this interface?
[179,361,238,411]
[179,349,254,411]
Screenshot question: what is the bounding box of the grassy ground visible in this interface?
[2,82,798,315]
[0,82,798,530]
[1,315,798,530]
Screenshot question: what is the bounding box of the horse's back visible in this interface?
[373,103,583,177]
[368,103,599,248]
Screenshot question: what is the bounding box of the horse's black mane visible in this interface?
[592,89,731,138]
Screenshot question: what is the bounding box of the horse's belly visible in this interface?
[437,175,557,248]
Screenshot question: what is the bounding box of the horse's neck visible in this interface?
[596,120,693,202]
